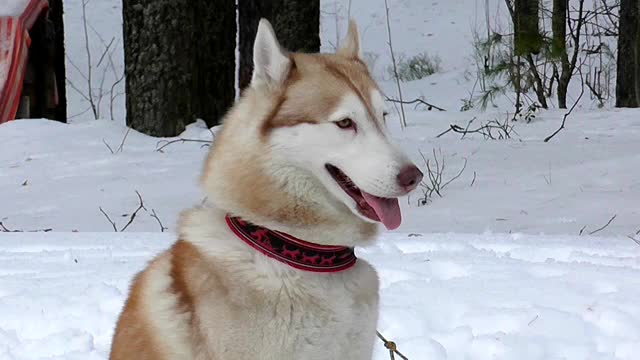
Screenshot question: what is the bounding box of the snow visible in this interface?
[1,232,639,359]
[0,0,30,17]
[1,0,640,358]
[2,108,638,237]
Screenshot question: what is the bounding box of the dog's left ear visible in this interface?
[337,19,361,59]
[251,19,292,88]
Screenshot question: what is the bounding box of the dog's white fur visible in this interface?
[110,19,418,360]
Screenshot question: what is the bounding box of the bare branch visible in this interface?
[99,207,118,232]
[120,191,147,232]
[109,74,125,121]
[156,138,213,152]
[417,149,467,206]
[587,214,617,235]
[102,139,115,154]
[385,96,446,112]
[66,78,92,102]
[0,221,52,232]
[439,116,515,140]
[383,0,406,128]
[116,128,132,154]
[95,37,115,69]
[81,0,97,119]
[150,209,168,232]
[99,191,148,232]
[442,158,468,189]
[68,106,94,120]
[579,225,587,235]
[544,65,585,142]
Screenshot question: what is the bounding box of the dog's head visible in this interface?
[202,19,422,245]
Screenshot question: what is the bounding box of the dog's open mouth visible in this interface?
[325,164,401,230]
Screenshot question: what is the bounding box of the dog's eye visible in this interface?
[335,118,355,130]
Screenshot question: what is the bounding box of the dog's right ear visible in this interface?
[251,19,291,88]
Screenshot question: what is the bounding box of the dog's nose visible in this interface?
[397,165,423,192]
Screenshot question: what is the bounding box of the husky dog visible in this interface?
[110,19,423,360]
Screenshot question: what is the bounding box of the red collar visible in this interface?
[225,215,357,273]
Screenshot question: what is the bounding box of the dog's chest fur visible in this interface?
[146,208,381,360]
[193,260,379,359]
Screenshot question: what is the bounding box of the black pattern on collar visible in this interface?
[225,215,357,273]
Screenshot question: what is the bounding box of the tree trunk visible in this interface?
[514,0,543,56]
[551,0,567,58]
[552,0,568,108]
[271,0,321,53]
[238,0,274,91]
[616,0,639,107]
[637,0,640,105]
[238,0,320,92]
[557,0,585,109]
[525,54,548,108]
[122,0,235,136]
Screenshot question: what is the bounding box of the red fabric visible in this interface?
[225,215,357,273]
[0,0,49,124]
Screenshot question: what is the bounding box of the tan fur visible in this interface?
[110,19,414,360]
[262,53,380,135]
[110,259,171,360]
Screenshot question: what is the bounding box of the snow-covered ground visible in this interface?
[1,232,640,360]
[1,0,640,359]
[2,109,639,237]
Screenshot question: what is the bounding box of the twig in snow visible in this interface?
[156,138,212,152]
[441,158,468,189]
[116,128,132,153]
[544,65,585,142]
[438,115,515,140]
[628,235,640,247]
[376,331,409,360]
[470,171,477,187]
[586,214,617,235]
[385,96,446,112]
[150,209,167,232]
[99,191,147,232]
[99,206,118,231]
[417,149,467,206]
[102,139,115,154]
[120,191,147,232]
[0,221,52,232]
[103,128,130,155]
[579,225,587,236]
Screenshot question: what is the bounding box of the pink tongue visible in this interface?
[361,192,401,230]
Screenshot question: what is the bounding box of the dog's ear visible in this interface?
[337,19,361,59]
[251,19,291,88]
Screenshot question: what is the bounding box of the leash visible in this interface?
[376,330,409,360]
